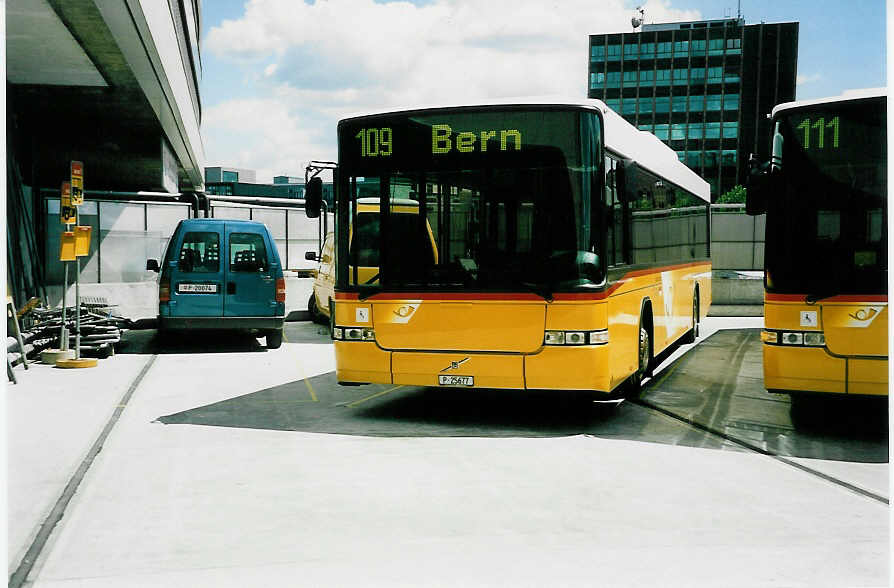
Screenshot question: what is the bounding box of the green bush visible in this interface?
[717,184,746,204]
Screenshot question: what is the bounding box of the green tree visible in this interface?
[717,184,746,204]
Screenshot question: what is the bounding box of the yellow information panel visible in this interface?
[74,226,91,257]
[59,231,76,261]
[71,161,84,206]
[60,181,76,225]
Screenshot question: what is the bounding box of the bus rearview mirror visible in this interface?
[305,177,323,218]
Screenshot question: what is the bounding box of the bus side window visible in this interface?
[605,156,626,266]
[604,156,616,266]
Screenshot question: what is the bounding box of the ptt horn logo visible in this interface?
[847,306,883,327]
[390,303,420,324]
[440,357,470,372]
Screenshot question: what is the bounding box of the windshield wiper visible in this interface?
[520,281,554,303]
[357,284,382,301]
[805,291,841,304]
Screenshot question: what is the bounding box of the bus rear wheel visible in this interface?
[682,292,699,344]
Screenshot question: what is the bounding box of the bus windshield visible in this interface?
[767,98,887,296]
[337,108,603,296]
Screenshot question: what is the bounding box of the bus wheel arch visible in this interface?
[683,286,700,344]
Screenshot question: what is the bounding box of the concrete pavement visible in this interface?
[5,317,889,587]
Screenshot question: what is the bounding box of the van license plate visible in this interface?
[178,283,217,293]
[438,375,473,387]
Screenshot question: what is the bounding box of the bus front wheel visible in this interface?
[626,320,652,397]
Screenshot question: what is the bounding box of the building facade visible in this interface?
[588,18,798,199]
[205,166,257,184]
[6,0,205,305]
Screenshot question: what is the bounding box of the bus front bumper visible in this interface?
[763,344,888,396]
[334,342,616,394]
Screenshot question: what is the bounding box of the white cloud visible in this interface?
[202,0,701,181]
[797,73,822,86]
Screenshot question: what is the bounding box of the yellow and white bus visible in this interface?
[746,90,887,397]
[306,98,711,397]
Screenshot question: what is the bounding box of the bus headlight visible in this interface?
[765,330,825,347]
[544,331,565,345]
[781,332,804,345]
[333,326,375,341]
[588,330,610,345]
[544,329,608,346]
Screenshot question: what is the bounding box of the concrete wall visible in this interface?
[710,204,765,271]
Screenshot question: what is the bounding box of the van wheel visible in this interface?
[307,292,319,322]
[266,330,283,349]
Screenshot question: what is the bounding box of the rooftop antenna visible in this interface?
[631,6,644,30]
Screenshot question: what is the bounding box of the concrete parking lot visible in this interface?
[6,317,889,587]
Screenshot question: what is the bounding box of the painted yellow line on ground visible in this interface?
[342,385,403,408]
[304,378,319,403]
[284,329,320,402]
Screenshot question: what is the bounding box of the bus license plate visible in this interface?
[178,283,217,293]
[439,375,473,387]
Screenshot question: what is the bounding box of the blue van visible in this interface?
[147,218,286,348]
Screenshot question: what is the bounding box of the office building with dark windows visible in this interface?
[588,18,798,199]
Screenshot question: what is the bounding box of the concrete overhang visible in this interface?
[6,0,204,192]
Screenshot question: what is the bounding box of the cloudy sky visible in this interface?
[199,0,887,183]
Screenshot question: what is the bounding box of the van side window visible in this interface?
[179,232,220,273]
[230,232,268,272]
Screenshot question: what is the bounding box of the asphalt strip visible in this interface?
[8,354,159,588]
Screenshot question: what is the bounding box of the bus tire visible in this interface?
[626,315,652,397]
[682,291,699,344]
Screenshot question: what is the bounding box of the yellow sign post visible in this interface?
[74,226,91,257]
[60,181,76,225]
[70,161,84,205]
[57,160,98,369]
[59,232,76,261]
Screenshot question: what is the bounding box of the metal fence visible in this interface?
[43,198,762,286]
[44,198,329,286]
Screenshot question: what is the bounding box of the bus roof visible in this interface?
[340,96,710,203]
[771,88,887,118]
[600,103,711,202]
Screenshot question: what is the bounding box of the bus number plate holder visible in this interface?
[438,375,473,387]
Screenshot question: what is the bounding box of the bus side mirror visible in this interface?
[146,259,160,272]
[305,177,323,218]
[745,156,770,216]
[305,251,318,261]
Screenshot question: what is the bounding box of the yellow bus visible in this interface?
[305,98,711,397]
[746,90,887,397]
